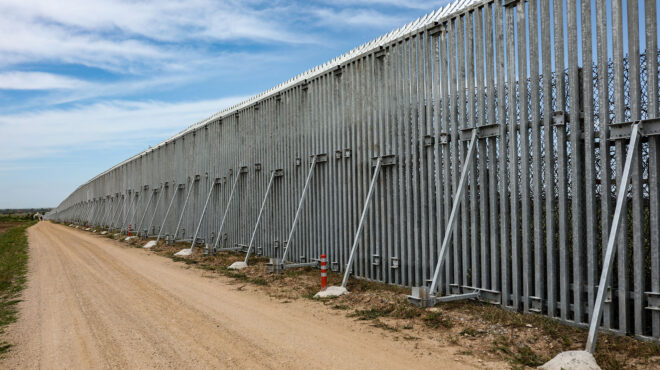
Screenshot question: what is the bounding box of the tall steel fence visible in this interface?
[47,0,660,341]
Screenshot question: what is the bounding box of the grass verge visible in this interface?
[0,218,36,357]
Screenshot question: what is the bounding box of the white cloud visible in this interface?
[0,0,312,74]
[0,96,248,161]
[0,72,89,90]
[312,8,408,28]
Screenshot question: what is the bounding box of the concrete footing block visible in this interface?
[143,240,157,249]
[314,286,348,298]
[228,261,248,270]
[540,351,600,370]
[174,248,193,256]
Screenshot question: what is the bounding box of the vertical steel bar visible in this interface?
[645,0,660,339]
[627,0,644,337]
[612,0,629,334]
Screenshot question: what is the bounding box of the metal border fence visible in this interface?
[47,0,660,342]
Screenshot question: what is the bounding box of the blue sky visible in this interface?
[0,0,452,208]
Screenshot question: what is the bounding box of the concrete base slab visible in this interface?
[314,286,348,298]
[540,351,600,370]
[124,236,136,241]
[174,248,193,256]
[84,228,90,231]
[92,230,97,233]
[100,231,107,235]
[228,261,248,270]
[143,240,157,249]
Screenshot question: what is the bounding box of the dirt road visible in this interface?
[1,222,495,369]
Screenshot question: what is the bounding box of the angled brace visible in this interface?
[409,128,478,306]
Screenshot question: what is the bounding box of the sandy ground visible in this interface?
[0,222,502,369]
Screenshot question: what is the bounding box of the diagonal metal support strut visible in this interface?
[146,184,164,237]
[244,169,281,264]
[586,122,641,353]
[172,178,195,242]
[341,156,386,288]
[189,180,217,253]
[156,185,181,242]
[281,155,318,264]
[212,169,245,253]
[428,128,478,296]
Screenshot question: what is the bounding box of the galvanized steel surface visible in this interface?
[47,0,660,341]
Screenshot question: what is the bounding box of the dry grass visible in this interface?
[99,232,660,369]
[0,218,36,357]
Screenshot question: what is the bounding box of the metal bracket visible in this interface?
[428,21,445,36]
[423,135,435,147]
[312,153,328,163]
[610,118,660,140]
[552,111,568,127]
[371,154,396,167]
[254,163,262,172]
[529,296,543,313]
[407,286,486,308]
[645,292,660,312]
[296,157,302,166]
[344,149,352,158]
[239,166,248,174]
[374,46,386,59]
[390,257,399,269]
[214,177,222,184]
[459,123,501,141]
[273,169,284,177]
[439,132,450,144]
[372,255,381,266]
[178,183,186,189]
[217,244,244,252]
[194,175,200,181]
[335,150,343,160]
[267,258,282,273]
